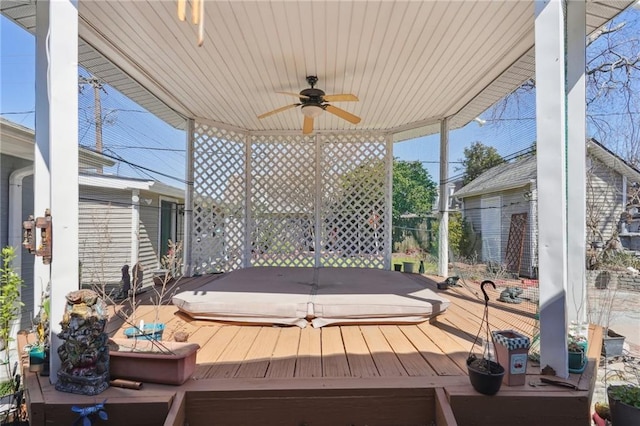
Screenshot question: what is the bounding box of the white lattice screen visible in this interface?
[320,134,390,268]
[191,124,246,274]
[250,134,317,267]
[190,122,391,273]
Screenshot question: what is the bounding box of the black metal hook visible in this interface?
[480,280,496,305]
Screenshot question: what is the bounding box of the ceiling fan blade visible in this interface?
[325,105,361,124]
[276,91,310,99]
[303,116,314,134]
[257,104,298,119]
[323,94,359,102]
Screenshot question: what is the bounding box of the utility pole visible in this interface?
[78,75,105,174]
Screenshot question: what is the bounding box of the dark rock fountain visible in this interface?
[55,289,109,395]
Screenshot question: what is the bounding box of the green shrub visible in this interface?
[608,384,640,409]
[0,246,23,350]
[448,213,480,259]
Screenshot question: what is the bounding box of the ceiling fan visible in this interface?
[258,76,361,134]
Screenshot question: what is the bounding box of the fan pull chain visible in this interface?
[177,0,205,47]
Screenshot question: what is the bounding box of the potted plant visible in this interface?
[466,281,505,395]
[123,240,183,341]
[107,241,199,385]
[603,328,626,356]
[607,384,640,426]
[107,338,200,385]
[402,260,415,273]
[0,247,23,374]
[29,285,51,375]
[586,244,632,357]
[567,338,587,373]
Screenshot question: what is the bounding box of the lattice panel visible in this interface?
[190,126,391,272]
[250,135,316,267]
[505,213,528,274]
[319,134,390,268]
[191,123,246,274]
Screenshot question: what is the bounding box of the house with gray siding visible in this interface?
[0,118,184,331]
[453,139,640,278]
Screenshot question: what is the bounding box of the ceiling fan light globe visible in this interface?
[301,104,324,118]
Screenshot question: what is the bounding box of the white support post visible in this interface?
[314,134,322,268]
[35,0,80,383]
[535,0,569,379]
[34,0,53,330]
[438,118,450,277]
[566,0,587,328]
[131,189,141,267]
[243,133,252,268]
[184,119,194,276]
[384,134,394,270]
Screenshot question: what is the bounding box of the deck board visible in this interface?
[265,326,300,378]
[379,325,437,376]
[295,326,322,377]
[235,327,281,378]
[341,326,379,377]
[321,327,351,377]
[360,326,407,377]
[206,327,261,378]
[398,325,465,376]
[417,321,472,372]
[194,326,242,378]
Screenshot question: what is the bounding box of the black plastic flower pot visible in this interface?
[467,356,505,396]
[608,385,640,426]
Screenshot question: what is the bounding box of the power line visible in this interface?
[107,145,185,152]
[82,146,189,185]
[1,110,35,115]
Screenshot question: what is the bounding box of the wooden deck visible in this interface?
[21,273,602,426]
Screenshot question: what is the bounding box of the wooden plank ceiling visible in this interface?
[1,1,635,136]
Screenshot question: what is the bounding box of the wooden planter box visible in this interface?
[108,338,200,385]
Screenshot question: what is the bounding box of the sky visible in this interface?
[5,5,637,187]
[1,15,188,187]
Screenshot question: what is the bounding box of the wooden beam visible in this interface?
[163,391,186,426]
[448,390,589,426]
[24,372,45,426]
[183,388,436,426]
[435,388,458,426]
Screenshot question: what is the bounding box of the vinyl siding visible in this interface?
[461,186,536,278]
[460,156,627,278]
[586,158,624,243]
[0,154,31,246]
[79,187,133,289]
[138,191,161,287]
[0,154,36,330]
[20,175,35,330]
[461,196,482,255]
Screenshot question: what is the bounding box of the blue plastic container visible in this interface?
[123,323,165,341]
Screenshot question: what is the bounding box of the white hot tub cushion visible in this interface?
[172,266,450,328]
[311,268,450,327]
[172,267,315,328]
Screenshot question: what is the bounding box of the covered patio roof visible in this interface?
[1,1,632,139]
[1,0,637,391]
